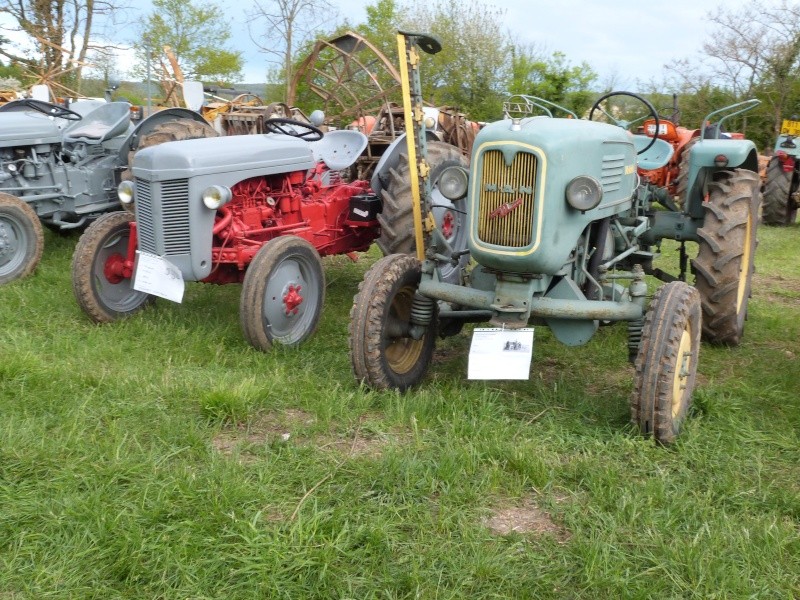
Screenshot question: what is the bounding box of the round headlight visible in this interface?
[118,180,135,205]
[438,166,469,201]
[202,185,232,210]
[565,176,602,211]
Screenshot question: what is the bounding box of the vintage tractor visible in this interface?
[71,115,467,351]
[0,97,213,284]
[762,115,800,225]
[348,33,761,444]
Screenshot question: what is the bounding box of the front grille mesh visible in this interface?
[477,149,537,247]
[135,179,190,256]
[601,153,626,193]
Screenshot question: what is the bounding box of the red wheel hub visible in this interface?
[441,211,455,239]
[103,253,128,284]
[283,284,303,315]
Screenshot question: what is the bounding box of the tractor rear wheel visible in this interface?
[692,169,759,345]
[349,254,436,391]
[631,281,701,445]
[72,211,153,322]
[761,156,798,226]
[673,137,698,205]
[0,193,44,284]
[240,236,325,351]
[121,119,218,184]
[377,141,469,284]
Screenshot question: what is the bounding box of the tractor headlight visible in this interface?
[202,185,232,210]
[565,175,603,211]
[118,180,135,205]
[438,166,469,200]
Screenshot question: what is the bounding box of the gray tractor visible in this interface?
[762,115,800,225]
[348,33,761,444]
[0,98,214,284]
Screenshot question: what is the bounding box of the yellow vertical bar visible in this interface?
[396,33,426,261]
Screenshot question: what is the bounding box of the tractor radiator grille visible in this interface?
[476,149,537,247]
[135,179,191,256]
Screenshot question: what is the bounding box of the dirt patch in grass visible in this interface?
[211,409,316,459]
[753,273,800,305]
[483,496,570,542]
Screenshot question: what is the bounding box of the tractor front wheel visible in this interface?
[761,156,798,226]
[349,254,436,391]
[0,193,44,284]
[692,169,759,345]
[72,211,153,322]
[631,281,701,445]
[239,236,325,351]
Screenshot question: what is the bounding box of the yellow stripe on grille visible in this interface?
[477,150,537,247]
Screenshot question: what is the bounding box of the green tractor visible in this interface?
[348,32,761,444]
[762,116,800,225]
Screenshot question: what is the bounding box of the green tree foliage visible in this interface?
[135,0,243,85]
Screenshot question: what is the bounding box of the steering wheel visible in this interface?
[589,91,659,155]
[20,98,83,121]
[263,117,323,141]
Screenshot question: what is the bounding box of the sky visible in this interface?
[0,0,775,87]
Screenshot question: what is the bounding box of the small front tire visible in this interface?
[239,236,325,351]
[0,193,44,284]
[349,254,436,391]
[72,211,153,322]
[631,281,701,445]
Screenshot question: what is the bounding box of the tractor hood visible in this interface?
[0,112,63,146]
[132,134,317,181]
[467,117,638,275]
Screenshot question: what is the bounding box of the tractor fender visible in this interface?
[370,131,440,196]
[117,108,212,165]
[683,138,760,208]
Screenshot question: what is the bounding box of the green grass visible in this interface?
[1,224,799,599]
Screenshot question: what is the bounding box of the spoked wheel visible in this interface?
[349,254,436,391]
[240,236,325,351]
[72,211,153,322]
[692,169,760,345]
[0,193,44,284]
[631,281,701,445]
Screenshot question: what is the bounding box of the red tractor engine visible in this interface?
[205,168,379,284]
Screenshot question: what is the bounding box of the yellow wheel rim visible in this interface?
[672,321,693,419]
[736,208,753,313]
[385,285,425,375]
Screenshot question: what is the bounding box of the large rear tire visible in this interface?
[761,156,798,226]
[72,211,153,322]
[0,193,44,284]
[349,254,436,391]
[692,169,759,345]
[673,137,698,205]
[631,281,701,445]
[376,142,469,284]
[240,236,325,351]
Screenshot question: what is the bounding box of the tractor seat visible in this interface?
[63,102,132,145]
[309,129,368,171]
[633,134,674,171]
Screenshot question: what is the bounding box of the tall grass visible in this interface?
[1,224,798,598]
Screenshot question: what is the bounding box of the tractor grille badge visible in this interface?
[488,197,524,220]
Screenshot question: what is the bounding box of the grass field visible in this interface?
[1,222,799,599]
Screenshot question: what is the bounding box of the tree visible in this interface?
[247,0,337,98]
[135,0,243,85]
[0,0,128,93]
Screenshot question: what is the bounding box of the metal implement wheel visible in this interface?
[0,193,44,284]
[589,91,659,154]
[349,254,436,391]
[72,211,153,322]
[263,117,324,141]
[692,169,759,345]
[240,236,325,351]
[761,156,798,226]
[376,141,469,284]
[121,119,218,183]
[631,281,701,445]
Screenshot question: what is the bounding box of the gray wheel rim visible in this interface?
[261,253,321,344]
[92,228,149,312]
[430,185,466,282]
[0,212,30,277]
